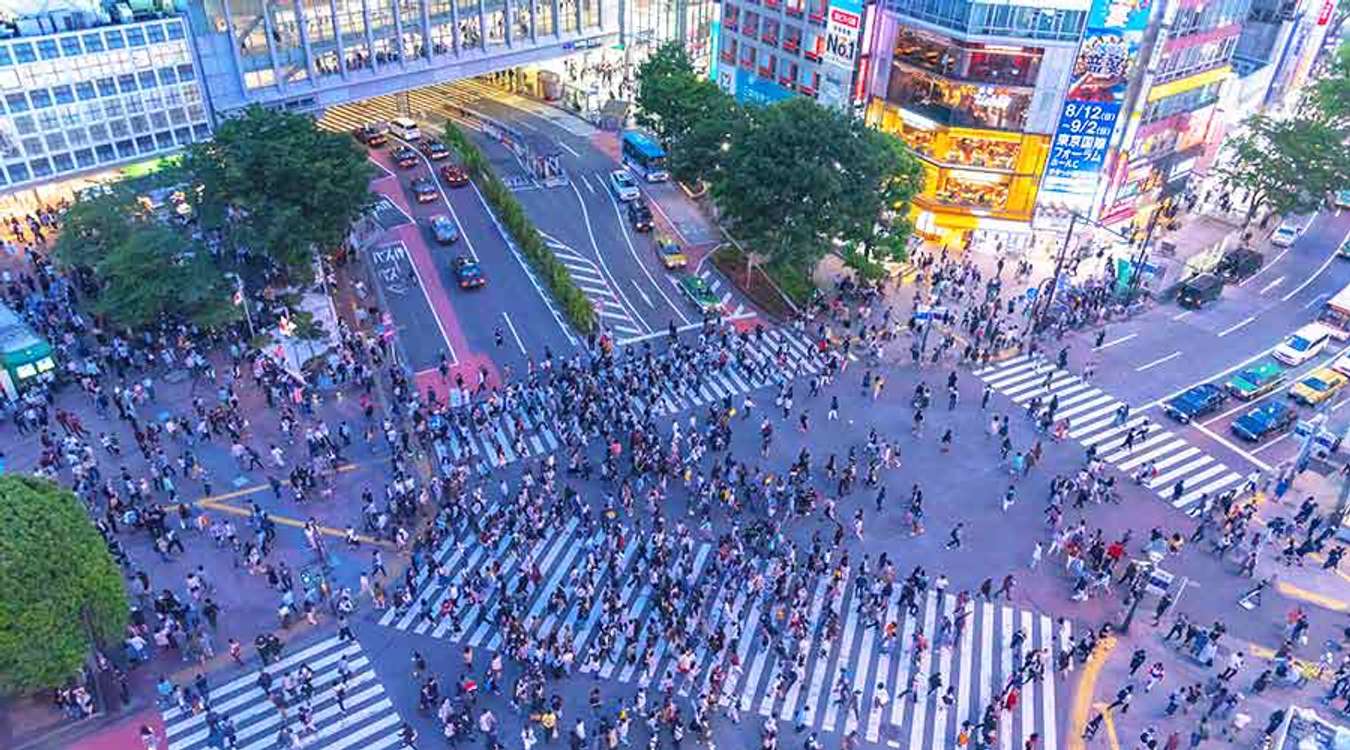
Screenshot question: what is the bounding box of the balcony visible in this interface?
[803,49,821,61]
[783,39,799,53]
[721,50,735,63]
[762,33,778,44]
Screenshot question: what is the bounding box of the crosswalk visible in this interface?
[160,636,406,750]
[975,355,1248,511]
[543,236,647,338]
[431,326,824,475]
[692,266,751,319]
[379,506,1069,749]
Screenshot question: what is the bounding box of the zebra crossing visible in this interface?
[432,326,824,475]
[691,266,751,320]
[539,232,647,338]
[975,355,1248,511]
[378,505,1069,750]
[160,636,406,750]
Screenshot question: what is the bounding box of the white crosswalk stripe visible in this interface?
[423,327,821,476]
[160,636,405,750]
[378,510,1068,750]
[977,358,1247,510]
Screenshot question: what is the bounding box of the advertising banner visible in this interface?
[1039,0,1153,211]
[823,0,862,69]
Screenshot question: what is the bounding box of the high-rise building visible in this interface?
[0,11,213,194]
[1231,0,1337,121]
[863,0,1088,248]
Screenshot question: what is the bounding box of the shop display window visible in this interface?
[934,168,1010,210]
[887,67,1030,131]
[892,29,1040,87]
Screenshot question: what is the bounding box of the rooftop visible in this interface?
[0,0,181,40]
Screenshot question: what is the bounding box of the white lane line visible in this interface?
[642,188,692,246]
[567,179,651,333]
[580,173,596,194]
[501,312,527,356]
[368,156,396,179]
[1241,243,1294,285]
[1097,333,1137,349]
[1218,316,1256,337]
[1172,310,1193,321]
[557,140,581,158]
[1136,341,1284,412]
[1251,431,1294,453]
[631,279,655,308]
[1304,292,1331,310]
[602,185,692,326]
[1259,275,1286,294]
[1282,243,1344,301]
[1135,351,1182,372]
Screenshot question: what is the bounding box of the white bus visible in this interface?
[389,117,422,142]
[1320,282,1350,340]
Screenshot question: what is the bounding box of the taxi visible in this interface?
[1289,368,1348,406]
[654,235,686,270]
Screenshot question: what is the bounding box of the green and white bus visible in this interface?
[0,303,55,400]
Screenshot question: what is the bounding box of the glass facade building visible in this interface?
[0,15,212,191]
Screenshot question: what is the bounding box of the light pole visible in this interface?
[227,272,255,340]
[1118,574,1148,633]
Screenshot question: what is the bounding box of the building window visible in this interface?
[0,46,10,66]
[148,24,167,43]
[83,33,104,53]
[21,136,43,156]
[193,123,210,139]
[5,93,27,113]
[76,82,96,100]
[136,134,155,153]
[127,28,146,47]
[53,85,74,105]
[105,30,125,49]
[97,77,116,97]
[174,126,192,144]
[89,123,108,141]
[158,67,178,86]
[61,37,83,56]
[67,127,88,146]
[30,90,52,109]
[150,111,169,129]
[118,74,138,93]
[139,70,158,89]
[31,158,53,178]
[155,131,174,149]
[94,144,115,162]
[45,133,66,151]
[36,39,59,60]
[176,63,195,81]
[8,163,29,183]
[130,115,149,133]
[53,153,74,172]
[13,43,35,63]
[74,148,95,167]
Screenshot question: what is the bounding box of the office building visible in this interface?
[1230,0,1337,121]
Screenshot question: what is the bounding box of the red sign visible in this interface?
[1319,0,1334,25]
[829,7,860,27]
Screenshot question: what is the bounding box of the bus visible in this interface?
[1320,282,1350,340]
[0,302,55,400]
[621,131,669,182]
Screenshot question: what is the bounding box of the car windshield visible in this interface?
[615,174,634,187]
[1287,335,1311,351]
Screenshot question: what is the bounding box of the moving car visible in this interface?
[1163,383,1227,424]
[1215,247,1264,282]
[410,176,438,203]
[453,256,485,289]
[679,275,721,313]
[1333,189,1350,210]
[1273,323,1332,365]
[1289,368,1348,405]
[654,235,686,269]
[1176,273,1223,309]
[353,122,388,146]
[1331,350,1350,377]
[419,138,451,160]
[627,200,653,232]
[429,214,459,245]
[609,169,640,201]
[1270,215,1311,247]
[1232,400,1298,442]
[1226,359,1287,400]
[393,145,420,168]
[441,164,470,187]
[1339,237,1350,258]
[389,116,421,142]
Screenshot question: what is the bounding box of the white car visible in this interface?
[1332,349,1350,377]
[1273,323,1333,366]
[609,169,640,201]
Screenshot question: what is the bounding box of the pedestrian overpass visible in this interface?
[184,0,619,115]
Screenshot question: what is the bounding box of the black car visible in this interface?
[1163,383,1227,424]
[453,256,485,289]
[627,200,654,232]
[419,138,451,160]
[410,176,437,203]
[1216,247,1263,282]
[1177,273,1223,309]
[1231,400,1297,442]
[393,145,419,168]
[353,122,388,146]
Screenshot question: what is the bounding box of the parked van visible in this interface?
[389,117,422,142]
[1274,323,1333,366]
[1270,215,1312,247]
[1177,273,1223,309]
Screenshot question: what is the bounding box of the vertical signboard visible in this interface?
[1038,0,1152,211]
[818,0,863,110]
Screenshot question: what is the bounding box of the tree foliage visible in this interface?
[181,104,376,280]
[0,476,128,696]
[634,42,745,186]
[1217,114,1350,222]
[1312,41,1350,130]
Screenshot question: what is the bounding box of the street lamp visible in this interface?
[226,272,256,340]
[1118,573,1149,634]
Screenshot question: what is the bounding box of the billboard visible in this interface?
[721,66,796,107]
[823,0,862,69]
[1039,0,1153,211]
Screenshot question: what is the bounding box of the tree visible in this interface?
[1312,41,1350,129]
[1216,114,1350,222]
[0,476,128,696]
[634,42,701,143]
[836,128,923,267]
[182,105,375,281]
[667,81,745,186]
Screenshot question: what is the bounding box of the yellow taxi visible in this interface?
[654,234,686,270]
[1289,367,1348,406]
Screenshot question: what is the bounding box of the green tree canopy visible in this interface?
[182,104,375,279]
[1312,41,1350,129]
[1216,114,1350,222]
[635,42,745,186]
[0,476,128,696]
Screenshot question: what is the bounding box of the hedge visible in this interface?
[440,122,598,335]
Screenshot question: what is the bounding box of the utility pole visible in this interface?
[1032,212,1077,334]
[1125,203,1163,301]
[1118,574,1148,633]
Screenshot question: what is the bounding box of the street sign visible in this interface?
[1025,287,1038,301]
[913,305,947,322]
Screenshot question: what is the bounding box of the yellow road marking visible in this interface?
[1091,702,1122,750]
[1275,579,1348,612]
[1068,634,1117,750]
[195,498,394,548]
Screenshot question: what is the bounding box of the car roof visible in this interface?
[1183,273,1221,290]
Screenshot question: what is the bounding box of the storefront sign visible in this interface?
[1319,0,1335,25]
[1038,0,1152,211]
[824,3,862,69]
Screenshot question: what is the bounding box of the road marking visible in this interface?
[580,173,595,194]
[567,179,650,333]
[1067,635,1116,750]
[394,133,480,263]
[1135,351,1181,372]
[642,190,692,246]
[1218,316,1256,337]
[1136,341,1283,412]
[1097,333,1137,349]
[1241,243,1294,285]
[501,312,528,356]
[557,140,581,158]
[1251,431,1293,453]
[601,183,692,326]
[1282,242,1344,301]
[1192,421,1274,472]
[1305,292,1331,310]
[631,279,654,308]
[1259,275,1286,294]
[368,156,396,179]
[1275,580,1348,612]
[1172,310,1193,321]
